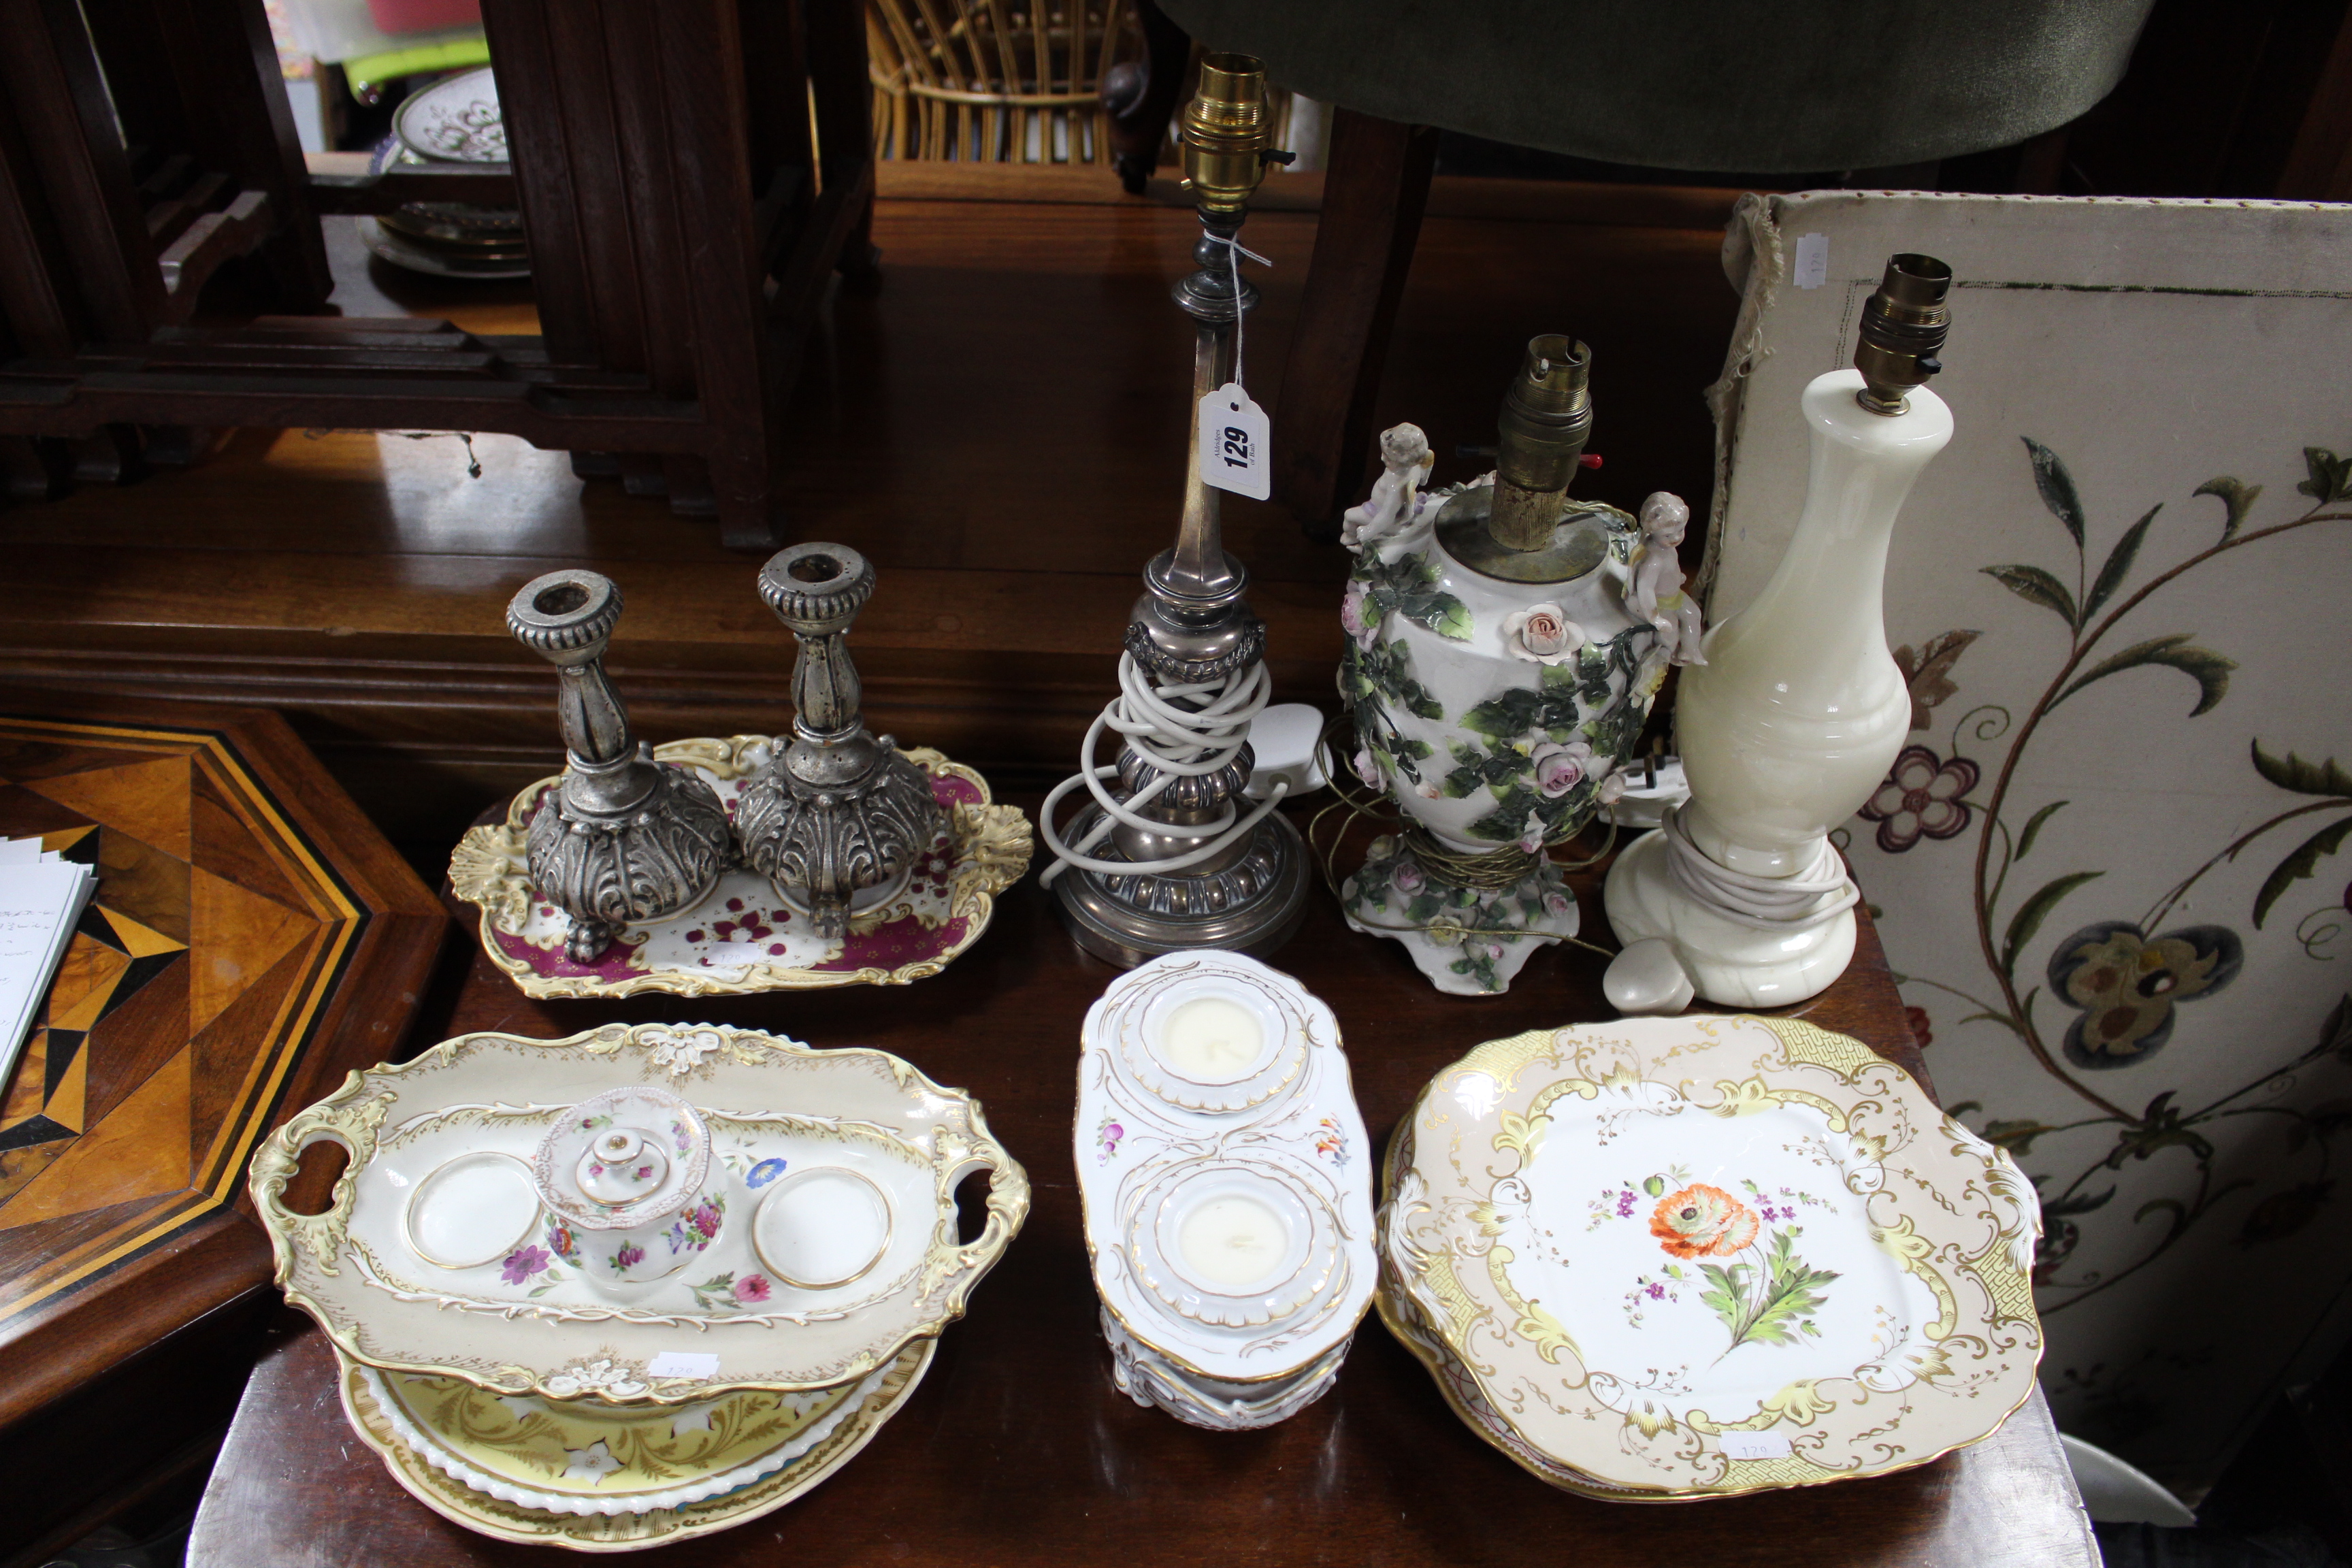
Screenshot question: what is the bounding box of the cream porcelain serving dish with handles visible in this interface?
[251,1022,1028,1403]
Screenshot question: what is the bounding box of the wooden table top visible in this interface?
[189,804,2093,1567]
[0,690,444,1428]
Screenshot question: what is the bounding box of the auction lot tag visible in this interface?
[1720,1431,1793,1460]
[1200,382,1271,500]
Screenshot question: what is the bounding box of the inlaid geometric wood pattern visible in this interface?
[0,719,366,1327]
[0,694,442,1448]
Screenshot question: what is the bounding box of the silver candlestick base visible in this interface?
[735,542,943,941]
[507,570,734,962]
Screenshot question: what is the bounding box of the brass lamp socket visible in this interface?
[1179,53,1273,214]
[1490,334,1594,551]
[1854,252,1953,416]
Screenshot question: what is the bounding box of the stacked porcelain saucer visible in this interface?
[1076,951,1375,1430]
[251,1022,1027,1550]
[1379,1013,2043,1500]
[359,67,529,278]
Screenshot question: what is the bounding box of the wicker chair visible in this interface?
[866,0,1145,163]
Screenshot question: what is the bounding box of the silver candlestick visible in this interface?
[735,542,944,940]
[1043,54,1309,966]
[507,570,734,962]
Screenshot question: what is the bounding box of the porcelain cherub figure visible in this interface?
[1340,423,1436,564]
[1629,491,1705,666]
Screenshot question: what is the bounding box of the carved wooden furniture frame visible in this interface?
[0,0,877,549]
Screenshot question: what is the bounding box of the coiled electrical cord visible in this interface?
[1039,653,1288,885]
[1658,802,1857,930]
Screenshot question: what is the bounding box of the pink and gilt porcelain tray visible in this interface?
[450,738,1032,998]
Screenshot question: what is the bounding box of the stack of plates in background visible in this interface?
[1077,951,1375,1431]
[1379,1013,2044,1500]
[359,65,529,278]
[251,1022,1028,1550]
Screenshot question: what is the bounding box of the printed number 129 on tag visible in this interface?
[1199,382,1271,500]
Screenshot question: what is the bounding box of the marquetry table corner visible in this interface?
[0,689,446,1431]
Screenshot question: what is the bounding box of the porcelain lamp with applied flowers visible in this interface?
[1336,389,1690,996]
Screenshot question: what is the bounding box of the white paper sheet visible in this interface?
[0,848,96,1090]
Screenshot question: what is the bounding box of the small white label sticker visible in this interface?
[1720,1431,1793,1460]
[1793,232,1829,289]
[647,1351,721,1379]
[1200,381,1271,500]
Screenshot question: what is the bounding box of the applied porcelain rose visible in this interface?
[1339,457,1689,995]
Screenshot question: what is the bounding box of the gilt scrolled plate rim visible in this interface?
[1377,1245,1663,1501]
[360,1357,877,1514]
[338,1338,934,1552]
[250,1022,1028,1405]
[1110,960,1312,1115]
[448,738,1033,998]
[1378,1014,2043,1499]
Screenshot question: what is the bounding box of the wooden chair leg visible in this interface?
[618,453,669,496]
[806,0,881,280]
[70,423,146,485]
[1102,0,1189,196]
[836,186,880,285]
[139,425,223,467]
[0,434,70,500]
[1269,110,1437,540]
[662,453,717,517]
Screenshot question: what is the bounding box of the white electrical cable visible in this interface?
[1658,802,1859,932]
[1039,653,1288,886]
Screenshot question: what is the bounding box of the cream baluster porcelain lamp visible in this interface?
[1605,255,1955,1008]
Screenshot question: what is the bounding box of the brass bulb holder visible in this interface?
[1179,53,1273,214]
[1490,335,1595,551]
[1854,252,1953,416]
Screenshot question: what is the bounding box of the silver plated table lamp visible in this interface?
[1041,53,1309,966]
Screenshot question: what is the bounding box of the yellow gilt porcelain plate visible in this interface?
[449,738,1032,998]
[338,1339,933,1552]
[1379,1015,2041,1499]
[364,1360,868,1513]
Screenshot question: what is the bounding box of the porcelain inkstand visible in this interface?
[1337,340,1699,994]
[1603,253,1955,1009]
